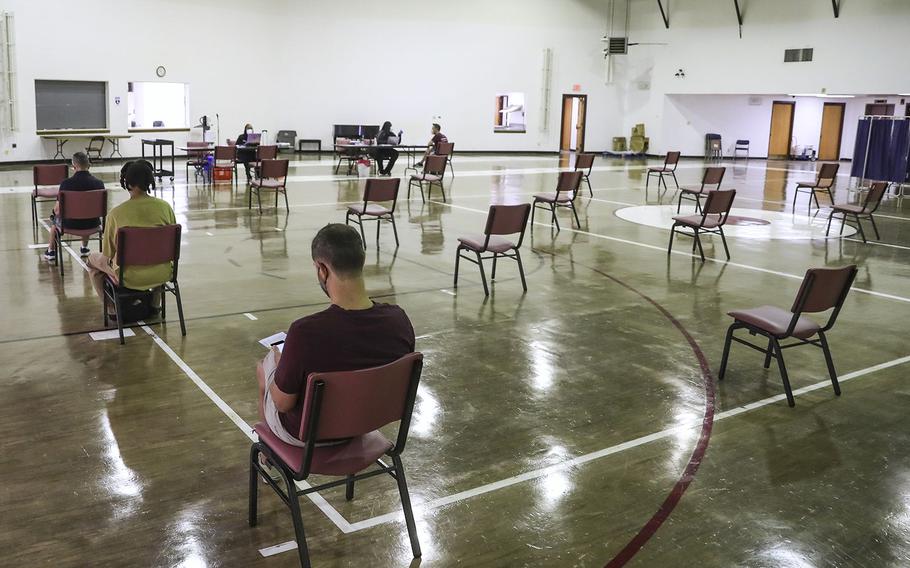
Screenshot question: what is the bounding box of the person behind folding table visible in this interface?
[236,122,257,180]
[375,121,400,176]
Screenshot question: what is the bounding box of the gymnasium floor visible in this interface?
[1,153,909,567]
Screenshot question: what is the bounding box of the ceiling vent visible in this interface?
[605,37,628,55]
[784,48,813,62]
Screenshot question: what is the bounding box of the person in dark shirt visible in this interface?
[414,123,448,168]
[375,120,401,176]
[236,122,257,180]
[44,151,106,262]
[256,223,415,445]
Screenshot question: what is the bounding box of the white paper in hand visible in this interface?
[259,331,286,352]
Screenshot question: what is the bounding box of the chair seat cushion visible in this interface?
[410,173,441,182]
[253,423,393,477]
[457,234,516,253]
[679,186,707,195]
[832,203,864,214]
[61,225,102,237]
[348,203,391,216]
[672,214,722,228]
[796,182,822,189]
[648,167,671,173]
[728,305,820,339]
[251,178,285,188]
[33,187,59,198]
[533,192,573,203]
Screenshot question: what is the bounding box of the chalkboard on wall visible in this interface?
[35,80,108,130]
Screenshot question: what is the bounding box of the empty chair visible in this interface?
[668,188,736,262]
[718,265,858,407]
[184,141,211,181]
[677,166,726,213]
[346,177,401,248]
[734,139,750,159]
[454,203,531,296]
[249,159,290,213]
[249,353,424,568]
[793,162,839,212]
[32,164,69,229]
[249,145,279,179]
[531,170,584,230]
[408,154,447,202]
[54,189,107,276]
[102,225,186,344]
[646,151,681,194]
[825,181,888,243]
[575,153,596,196]
[85,136,106,162]
[212,145,238,185]
[436,141,455,176]
[275,129,297,152]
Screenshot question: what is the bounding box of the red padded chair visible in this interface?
[668,188,736,262]
[54,189,107,276]
[718,265,858,407]
[677,166,725,213]
[212,145,238,186]
[793,162,839,212]
[436,141,455,177]
[454,203,531,296]
[575,153,596,197]
[250,144,279,178]
[346,177,400,248]
[531,170,583,230]
[32,164,69,229]
[646,151,681,194]
[825,181,888,243]
[249,159,290,213]
[102,225,185,344]
[249,353,424,568]
[408,154,447,202]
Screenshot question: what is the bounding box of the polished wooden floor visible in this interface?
[1,153,909,567]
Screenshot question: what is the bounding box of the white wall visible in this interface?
[0,0,621,162]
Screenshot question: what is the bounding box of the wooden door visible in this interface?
[818,102,845,161]
[575,96,587,153]
[768,101,795,159]
[560,95,574,151]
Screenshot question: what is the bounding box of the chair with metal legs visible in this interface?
[668,188,736,262]
[646,151,681,195]
[249,159,290,213]
[717,265,858,407]
[825,181,888,243]
[575,153,596,197]
[454,203,531,296]
[54,189,107,276]
[346,177,400,248]
[436,141,455,177]
[32,164,69,230]
[793,162,839,212]
[249,353,424,568]
[677,166,725,213]
[531,170,584,231]
[408,154,447,202]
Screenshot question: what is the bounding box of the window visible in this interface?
[128,81,188,129]
[494,92,526,133]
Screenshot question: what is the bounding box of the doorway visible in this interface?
[560,94,587,152]
[818,102,845,161]
[768,101,795,159]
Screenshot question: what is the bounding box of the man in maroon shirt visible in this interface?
[256,223,415,446]
[414,123,448,168]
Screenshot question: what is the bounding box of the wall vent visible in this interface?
[605,37,628,55]
[784,48,813,62]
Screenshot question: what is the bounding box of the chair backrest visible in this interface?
[34,163,69,187]
[817,162,840,187]
[701,188,736,225]
[665,151,681,168]
[575,153,595,171]
[115,224,182,283]
[88,136,105,150]
[736,139,750,147]
[484,203,531,247]
[436,141,454,157]
[257,145,278,160]
[296,353,424,471]
[59,189,107,222]
[702,166,726,187]
[862,181,889,213]
[260,159,289,180]
[789,265,857,333]
[214,145,236,161]
[364,177,400,205]
[425,154,447,176]
[276,130,296,144]
[557,170,584,199]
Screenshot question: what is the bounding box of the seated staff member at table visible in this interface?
[414,123,448,168]
[375,121,400,176]
[86,161,176,313]
[44,151,106,261]
[236,123,257,180]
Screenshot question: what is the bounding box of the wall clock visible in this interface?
[156,65,166,78]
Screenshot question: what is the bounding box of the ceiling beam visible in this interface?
[656,0,670,29]
[832,0,840,18]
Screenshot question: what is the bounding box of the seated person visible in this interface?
[236,122,257,180]
[44,151,105,261]
[86,161,177,312]
[414,122,448,168]
[375,121,400,176]
[256,223,415,450]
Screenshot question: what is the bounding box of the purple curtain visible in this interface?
[865,118,891,181]
[850,118,870,178]
[888,119,910,184]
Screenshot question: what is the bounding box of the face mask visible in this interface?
[246,129,253,134]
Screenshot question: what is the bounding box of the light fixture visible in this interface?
[787,93,855,98]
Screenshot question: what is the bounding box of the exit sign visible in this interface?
[572,84,582,92]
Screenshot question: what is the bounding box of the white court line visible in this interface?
[260,353,910,556]
[439,289,456,296]
[844,238,910,251]
[89,328,135,341]
[28,243,49,249]
[243,312,258,320]
[138,323,355,534]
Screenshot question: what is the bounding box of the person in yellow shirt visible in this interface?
[86,161,177,312]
